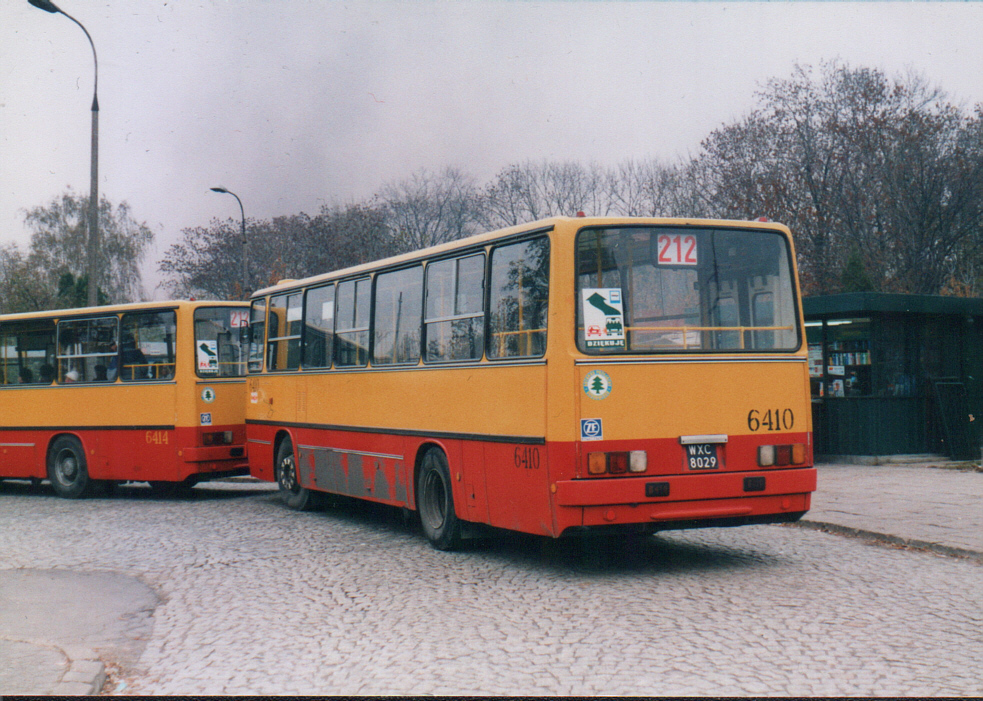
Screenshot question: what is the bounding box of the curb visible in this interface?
[56,645,107,696]
[793,519,983,564]
[0,639,105,696]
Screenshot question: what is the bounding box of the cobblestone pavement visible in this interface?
[1,479,981,697]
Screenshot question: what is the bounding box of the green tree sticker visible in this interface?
[583,370,612,399]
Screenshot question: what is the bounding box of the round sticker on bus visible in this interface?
[583,370,612,400]
[201,387,216,403]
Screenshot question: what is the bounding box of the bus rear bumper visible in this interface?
[553,467,816,531]
[181,444,247,463]
[180,444,249,478]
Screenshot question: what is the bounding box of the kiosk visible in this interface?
[803,293,983,461]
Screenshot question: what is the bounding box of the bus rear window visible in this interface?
[576,227,799,354]
[195,307,248,377]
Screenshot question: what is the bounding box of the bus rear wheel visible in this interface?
[47,436,93,499]
[417,448,462,551]
[276,439,316,511]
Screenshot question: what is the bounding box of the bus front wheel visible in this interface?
[276,439,315,511]
[417,448,462,551]
[47,436,93,499]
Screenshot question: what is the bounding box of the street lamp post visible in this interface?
[210,187,249,296]
[29,0,101,307]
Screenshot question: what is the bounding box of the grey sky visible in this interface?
[2,1,982,298]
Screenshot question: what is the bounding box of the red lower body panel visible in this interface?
[0,425,247,483]
[248,421,816,539]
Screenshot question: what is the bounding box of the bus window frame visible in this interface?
[0,318,57,386]
[334,276,372,368]
[120,308,178,382]
[56,314,120,384]
[193,306,248,379]
[248,298,268,373]
[423,251,487,365]
[301,282,336,370]
[573,224,802,356]
[265,291,304,372]
[486,234,550,361]
[372,263,424,367]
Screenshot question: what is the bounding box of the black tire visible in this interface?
[47,435,92,499]
[276,438,316,511]
[417,448,462,551]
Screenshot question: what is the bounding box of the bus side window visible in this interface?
[248,299,267,373]
[121,310,176,381]
[424,254,485,363]
[266,292,303,371]
[0,319,56,385]
[372,266,422,366]
[303,284,334,368]
[488,237,549,359]
[57,317,118,383]
[335,278,370,367]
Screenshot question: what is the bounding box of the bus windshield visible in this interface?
[576,226,800,353]
[194,307,249,377]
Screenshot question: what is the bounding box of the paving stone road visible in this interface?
[1,478,981,696]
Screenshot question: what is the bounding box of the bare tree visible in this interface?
[159,203,393,299]
[479,160,614,229]
[608,158,697,218]
[692,61,983,295]
[158,218,248,300]
[378,167,481,252]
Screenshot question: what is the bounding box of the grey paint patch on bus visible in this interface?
[310,448,346,494]
[393,462,407,503]
[372,461,391,501]
[302,447,403,503]
[347,453,367,497]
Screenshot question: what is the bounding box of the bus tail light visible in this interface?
[587,451,648,475]
[588,452,607,475]
[202,431,234,446]
[757,443,806,467]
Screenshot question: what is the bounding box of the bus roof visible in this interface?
[0,299,248,323]
[251,215,791,298]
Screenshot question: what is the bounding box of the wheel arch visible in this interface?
[46,431,87,464]
[410,440,441,511]
[411,439,467,518]
[272,429,294,467]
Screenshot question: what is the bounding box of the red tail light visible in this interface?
[608,452,629,474]
[587,451,648,476]
[758,443,807,467]
[202,431,234,446]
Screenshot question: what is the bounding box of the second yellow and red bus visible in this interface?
[0,300,250,497]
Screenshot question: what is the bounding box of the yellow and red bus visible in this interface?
[0,300,250,497]
[246,216,816,549]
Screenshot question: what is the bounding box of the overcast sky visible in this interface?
[3,1,982,298]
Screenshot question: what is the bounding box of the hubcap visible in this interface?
[278,454,297,492]
[56,450,79,482]
[421,468,447,530]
